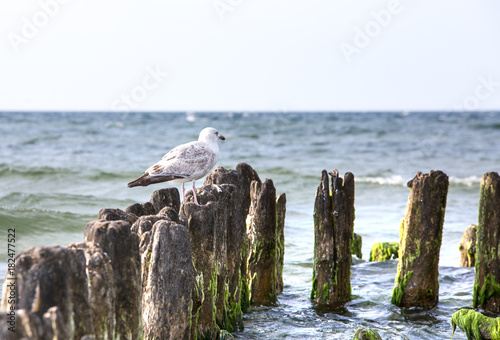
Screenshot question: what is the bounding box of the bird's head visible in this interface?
[199,127,225,143]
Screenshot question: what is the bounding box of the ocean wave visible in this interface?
[0,163,76,177]
[0,206,91,234]
[356,175,482,187]
[0,164,132,181]
[0,192,134,217]
[356,175,406,186]
[449,176,481,186]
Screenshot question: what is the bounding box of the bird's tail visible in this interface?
[127,173,150,187]
[127,173,183,188]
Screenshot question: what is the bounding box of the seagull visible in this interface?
[127,127,225,205]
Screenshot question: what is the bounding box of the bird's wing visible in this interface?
[148,142,215,177]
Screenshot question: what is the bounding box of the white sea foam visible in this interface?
[356,175,406,186]
[449,175,482,186]
[356,175,482,187]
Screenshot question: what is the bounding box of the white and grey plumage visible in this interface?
[127,127,225,205]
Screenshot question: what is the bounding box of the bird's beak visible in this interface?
[219,135,225,141]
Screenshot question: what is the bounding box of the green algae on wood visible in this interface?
[451,309,500,340]
[473,172,500,312]
[247,179,279,305]
[351,233,363,259]
[311,169,355,307]
[391,170,448,308]
[353,328,383,340]
[369,242,399,262]
[182,201,220,338]
[391,270,413,306]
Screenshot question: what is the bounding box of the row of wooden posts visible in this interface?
[0,164,499,339]
[312,169,500,313]
[0,163,286,339]
[314,169,500,339]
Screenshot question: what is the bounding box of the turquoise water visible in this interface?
[1,112,499,339]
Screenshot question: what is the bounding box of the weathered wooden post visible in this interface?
[311,169,355,307]
[181,201,219,338]
[182,183,249,337]
[150,187,181,214]
[276,193,287,294]
[351,233,363,260]
[0,246,95,339]
[203,165,258,323]
[68,242,115,339]
[84,219,142,339]
[473,172,500,312]
[247,179,280,305]
[203,164,285,308]
[459,224,477,267]
[391,170,448,308]
[140,220,194,340]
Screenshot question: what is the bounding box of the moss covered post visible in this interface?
[181,163,285,336]
[311,169,355,307]
[351,233,363,260]
[391,170,448,308]
[247,179,279,305]
[182,200,219,338]
[473,172,500,312]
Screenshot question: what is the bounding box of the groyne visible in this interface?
[1,168,499,339]
[0,163,286,339]
[311,169,355,307]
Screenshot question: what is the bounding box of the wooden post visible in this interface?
[351,233,363,260]
[311,169,354,307]
[276,193,287,294]
[459,224,477,267]
[391,170,448,308]
[140,221,194,340]
[182,201,219,338]
[247,179,279,305]
[473,172,500,312]
[0,246,94,338]
[84,219,142,338]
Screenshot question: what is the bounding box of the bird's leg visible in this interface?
[181,183,185,203]
[192,180,199,205]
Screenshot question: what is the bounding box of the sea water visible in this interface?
[1,112,499,339]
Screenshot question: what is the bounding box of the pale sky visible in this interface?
[1,0,500,112]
